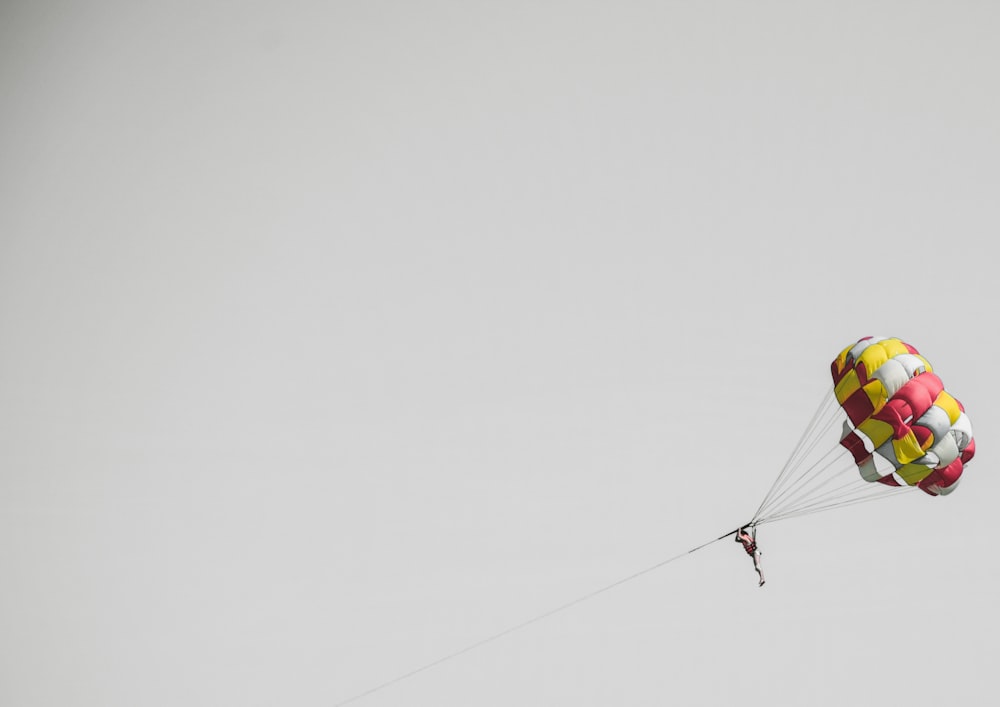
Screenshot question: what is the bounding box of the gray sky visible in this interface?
[2,2,998,706]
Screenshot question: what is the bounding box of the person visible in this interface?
[735,525,765,586]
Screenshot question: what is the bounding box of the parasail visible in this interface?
[832,336,975,496]
[751,336,976,525]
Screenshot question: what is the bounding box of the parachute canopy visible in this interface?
[832,336,975,496]
[751,336,976,526]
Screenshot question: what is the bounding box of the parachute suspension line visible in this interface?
[762,462,879,519]
[755,485,909,526]
[750,385,835,520]
[755,388,840,521]
[755,420,846,515]
[754,422,899,522]
[753,445,852,522]
[755,447,913,525]
[750,383,913,526]
[756,437,907,522]
[758,468,900,523]
[332,530,739,707]
[750,385,840,523]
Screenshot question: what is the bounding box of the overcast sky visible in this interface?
[2,2,999,706]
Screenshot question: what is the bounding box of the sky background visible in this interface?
[2,2,999,706]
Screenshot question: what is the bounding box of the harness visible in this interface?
[736,531,757,555]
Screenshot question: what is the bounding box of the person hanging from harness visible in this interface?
[735,525,765,587]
